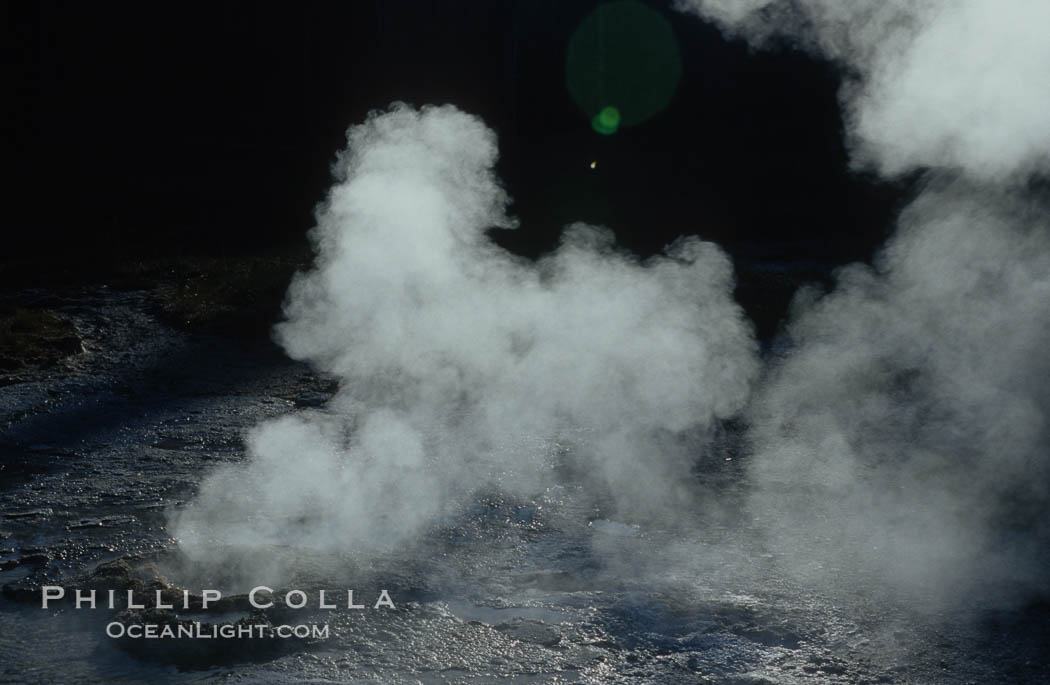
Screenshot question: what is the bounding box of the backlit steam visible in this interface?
[674,0,1050,178]
[172,104,758,573]
[677,0,1050,607]
[173,1,1048,614]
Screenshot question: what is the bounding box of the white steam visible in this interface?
[677,0,1050,606]
[676,0,1050,179]
[173,1,1049,613]
[749,183,1050,603]
[173,103,758,569]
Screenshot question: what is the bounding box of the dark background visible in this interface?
[4,0,909,268]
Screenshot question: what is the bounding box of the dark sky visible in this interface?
[6,0,908,263]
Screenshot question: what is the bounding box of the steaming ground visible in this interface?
[747,182,1050,610]
[172,103,759,574]
[0,288,1037,684]
[173,97,1049,620]
[0,265,1046,683]
[675,0,1050,616]
[3,1,1049,678]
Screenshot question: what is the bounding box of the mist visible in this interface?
[677,0,1050,609]
[171,103,759,579]
[172,1,1049,616]
[674,0,1050,178]
[747,181,1050,607]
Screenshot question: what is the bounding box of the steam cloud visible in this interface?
[675,0,1050,178]
[174,1,1048,614]
[173,103,758,573]
[677,0,1050,607]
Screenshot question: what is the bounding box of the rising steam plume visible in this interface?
[174,1,1048,614]
[677,0,1050,607]
[173,103,758,573]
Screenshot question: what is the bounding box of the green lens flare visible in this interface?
[567,1,682,133]
[591,106,621,135]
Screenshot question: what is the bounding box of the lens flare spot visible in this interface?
[591,106,621,135]
[568,1,682,132]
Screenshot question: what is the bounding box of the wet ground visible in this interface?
[1,287,1048,684]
